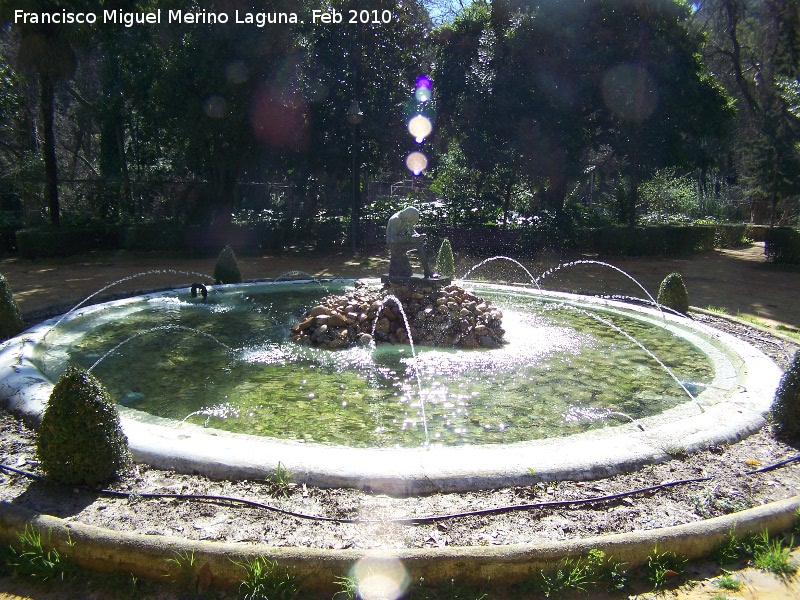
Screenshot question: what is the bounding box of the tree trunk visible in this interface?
[117,120,133,216]
[628,162,640,229]
[39,77,60,226]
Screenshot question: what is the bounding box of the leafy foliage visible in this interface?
[37,366,130,485]
[657,272,690,314]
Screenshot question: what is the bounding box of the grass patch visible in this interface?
[735,312,773,329]
[752,531,797,577]
[705,305,729,314]
[268,461,295,498]
[234,556,299,600]
[644,546,687,590]
[535,549,627,596]
[6,526,73,582]
[714,529,749,564]
[776,324,800,341]
[165,549,197,591]
[715,572,742,591]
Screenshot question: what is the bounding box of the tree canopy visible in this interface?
[0,0,796,232]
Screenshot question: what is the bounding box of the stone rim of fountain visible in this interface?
[0,279,782,495]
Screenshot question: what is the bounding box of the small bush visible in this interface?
[772,350,800,437]
[436,238,456,278]
[37,367,130,486]
[657,272,690,314]
[214,244,243,284]
[0,273,24,340]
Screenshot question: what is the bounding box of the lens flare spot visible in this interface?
[414,87,432,103]
[350,557,409,600]
[405,151,428,176]
[203,95,227,119]
[408,115,432,142]
[415,73,432,90]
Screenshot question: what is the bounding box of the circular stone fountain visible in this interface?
[0,278,781,494]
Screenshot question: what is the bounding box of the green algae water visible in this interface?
[34,281,713,447]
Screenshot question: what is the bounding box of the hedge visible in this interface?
[13,222,762,260]
[584,226,716,256]
[764,227,800,264]
[16,226,124,258]
[14,219,349,259]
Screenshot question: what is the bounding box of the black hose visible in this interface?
[2,455,798,526]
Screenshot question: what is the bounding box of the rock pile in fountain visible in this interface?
[290,281,506,349]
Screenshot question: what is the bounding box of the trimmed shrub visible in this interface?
[773,351,800,437]
[0,273,24,340]
[764,227,800,264]
[657,272,690,314]
[436,238,456,278]
[37,367,130,485]
[214,244,243,284]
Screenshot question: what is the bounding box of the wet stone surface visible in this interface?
[290,280,506,349]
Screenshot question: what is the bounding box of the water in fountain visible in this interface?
[533,259,661,312]
[272,271,325,286]
[371,294,429,446]
[42,269,217,344]
[459,256,541,290]
[87,325,234,374]
[29,279,718,447]
[547,301,703,413]
[180,402,240,427]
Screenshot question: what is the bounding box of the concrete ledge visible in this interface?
[1,496,798,594]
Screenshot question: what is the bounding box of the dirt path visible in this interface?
[1,243,798,329]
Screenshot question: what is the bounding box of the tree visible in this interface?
[3,0,85,226]
[0,33,39,214]
[590,0,736,227]
[296,0,431,230]
[435,0,733,227]
[695,0,800,225]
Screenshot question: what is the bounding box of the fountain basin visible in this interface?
[0,280,781,494]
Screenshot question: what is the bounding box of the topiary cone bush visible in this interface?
[657,272,690,314]
[37,366,131,485]
[773,350,800,437]
[0,273,25,341]
[436,238,456,278]
[214,244,243,284]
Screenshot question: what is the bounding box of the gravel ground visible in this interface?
[1,314,798,552]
